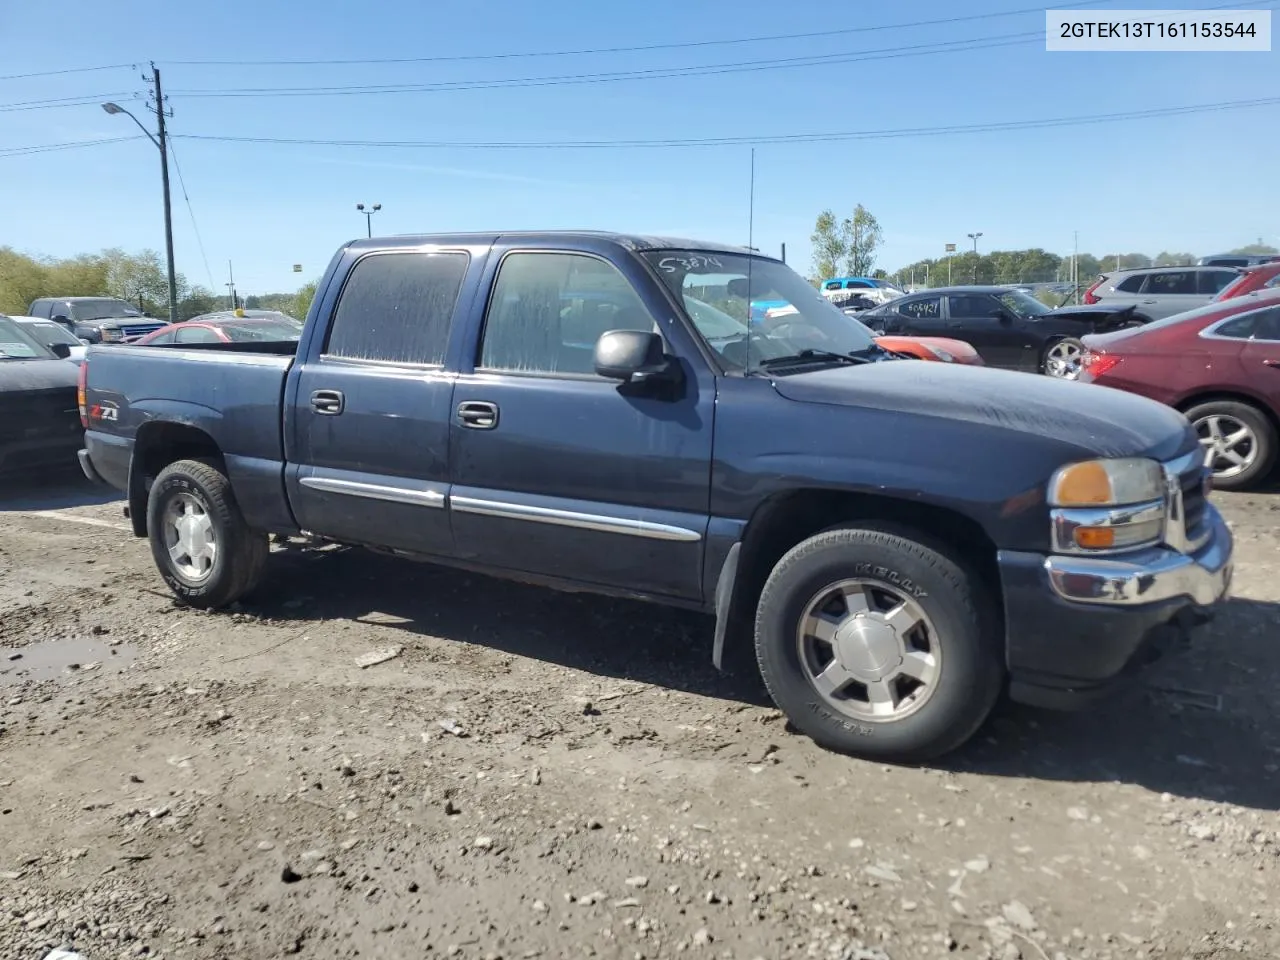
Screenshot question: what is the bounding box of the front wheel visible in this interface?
[1185,400,1277,491]
[1041,337,1085,379]
[147,459,268,608]
[754,526,1003,762]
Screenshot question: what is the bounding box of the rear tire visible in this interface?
[147,458,268,608]
[753,525,1003,763]
[1184,400,1277,491]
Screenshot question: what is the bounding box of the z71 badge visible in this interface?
[89,400,119,422]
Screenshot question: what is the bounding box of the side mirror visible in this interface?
[726,278,751,299]
[51,314,71,325]
[593,330,682,387]
[993,310,1014,324]
[78,338,92,345]
[49,342,73,359]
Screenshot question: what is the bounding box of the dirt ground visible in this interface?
[1,472,1279,960]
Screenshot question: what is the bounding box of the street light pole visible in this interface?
[967,232,983,283]
[356,202,382,238]
[102,65,178,325]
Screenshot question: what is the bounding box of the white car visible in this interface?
[10,315,89,364]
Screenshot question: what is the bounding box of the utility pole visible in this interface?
[780,242,786,263]
[967,232,983,283]
[153,67,178,325]
[226,261,238,310]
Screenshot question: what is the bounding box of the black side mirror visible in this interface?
[49,342,73,359]
[594,330,682,387]
[993,310,1014,324]
[51,314,71,325]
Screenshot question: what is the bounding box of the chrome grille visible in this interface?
[1162,449,1211,554]
[119,322,165,339]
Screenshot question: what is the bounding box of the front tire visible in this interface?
[147,458,268,608]
[754,525,1003,763]
[1041,337,1085,379]
[1185,400,1277,491]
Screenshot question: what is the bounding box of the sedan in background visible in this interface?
[874,335,984,366]
[1079,290,1280,490]
[132,310,304,346]
[858,286,1141,378]
[10,315,88,364]
[1215,261,1280,302]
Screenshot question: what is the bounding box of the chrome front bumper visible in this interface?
[1045,504,1232,607]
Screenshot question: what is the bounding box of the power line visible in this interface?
[165,134,217,292]
[0,92,139,113]
[0,63,136,82]
[171,96,1280,151]
[0,135,144,158]
[168,33,1041,99]
[162,0,1113,66]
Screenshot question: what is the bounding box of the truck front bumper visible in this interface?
[999,504,1233,709]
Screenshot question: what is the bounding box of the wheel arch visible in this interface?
[713,488,1001,671]
[128,421,225,537]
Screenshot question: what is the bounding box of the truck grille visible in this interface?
[1163,449,1211,553]
[118,322,166,339]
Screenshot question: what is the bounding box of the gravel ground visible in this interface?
[1,474,1278,960]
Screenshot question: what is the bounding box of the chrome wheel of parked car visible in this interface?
[1196,413,1259,481]
[164,492,218,583]
[796,578,940,722]
[1042,338,1085,379]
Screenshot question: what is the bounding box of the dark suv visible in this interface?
[27,297,167,344]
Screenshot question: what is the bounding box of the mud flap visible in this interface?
[711,541,741,671]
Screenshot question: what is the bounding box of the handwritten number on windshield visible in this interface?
[658,255,723,273]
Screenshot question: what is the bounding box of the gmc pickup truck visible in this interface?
[78,232,1233,762]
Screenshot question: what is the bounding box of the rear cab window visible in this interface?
[325,251,470,365]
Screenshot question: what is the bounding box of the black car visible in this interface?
[0,314,82,478]
[858,286,1141,379]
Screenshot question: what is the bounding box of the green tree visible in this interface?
[844,204,883,277]
[179,286,220,321]
[810,210,847,281]
[293,280,319,321]
[0,247,49,315]
[1228,242,1280,255]
[1153,251,1195,267]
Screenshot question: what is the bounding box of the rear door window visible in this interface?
[898,296,941,320]
[325,251,470,365]
[1146,271,1197,295]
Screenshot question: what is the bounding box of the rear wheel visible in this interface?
[1041,337,1085,379]
[1185,400,1277,491]
[754,525,1003,762]
[147,458,268,608]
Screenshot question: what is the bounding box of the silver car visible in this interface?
[1084,265,1240,321]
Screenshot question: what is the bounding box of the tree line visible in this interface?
[0,246,317,322]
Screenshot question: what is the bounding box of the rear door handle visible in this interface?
[457,400,499,429]
[310,389,345,415]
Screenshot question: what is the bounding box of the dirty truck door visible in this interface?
[448,246,714,601]
[286,247,477,556]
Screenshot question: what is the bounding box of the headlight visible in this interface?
[99,327,122,343]
[1048,457,1164,507]
[1048,458,1166,553]
[927,346,955,363]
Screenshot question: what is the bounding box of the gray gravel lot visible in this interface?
[1,475,1278,960]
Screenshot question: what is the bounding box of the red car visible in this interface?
[1079,289,1280,490]
[1215,261,1280,302]
[132,310,303,346]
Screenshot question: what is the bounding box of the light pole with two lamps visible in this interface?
[102,97,178,325]
[356,203,382,238]
[967,231,984,284]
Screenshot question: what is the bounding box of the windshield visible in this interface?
[997,290,1052,318]
[644,251,877,371]
[219,320,304,342]
[68,298,141,321]
[21,321,81,348]
[0,317,56,359]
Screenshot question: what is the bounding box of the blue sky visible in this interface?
[1,0,1277,294]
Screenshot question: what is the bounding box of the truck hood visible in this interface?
[769,360,1194,461]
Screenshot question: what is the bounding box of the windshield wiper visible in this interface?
[757,347,879,370]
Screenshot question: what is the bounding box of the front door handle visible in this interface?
[311,389,345,415]
[457,400,499,429]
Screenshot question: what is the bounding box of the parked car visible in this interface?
[858,285,1142,378]
[78,231,1231,762]
[1080,289,1280,489]
[1198,253,1280,268]
[27,297,168,344]
[132,310,305,346]
[874,335,984,365]
[820,276,905,305]
[1215,261,1280,302]
[10,315,88,364]
[837,293,880,314]
[0,314,82,477]
[1082,266,1241,321]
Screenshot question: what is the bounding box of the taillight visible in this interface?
[1082,351,1122,379]
[1082,276,1106,305]
[77,359,89,427]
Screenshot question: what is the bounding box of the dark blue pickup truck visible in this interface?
[77,232,1233,761]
